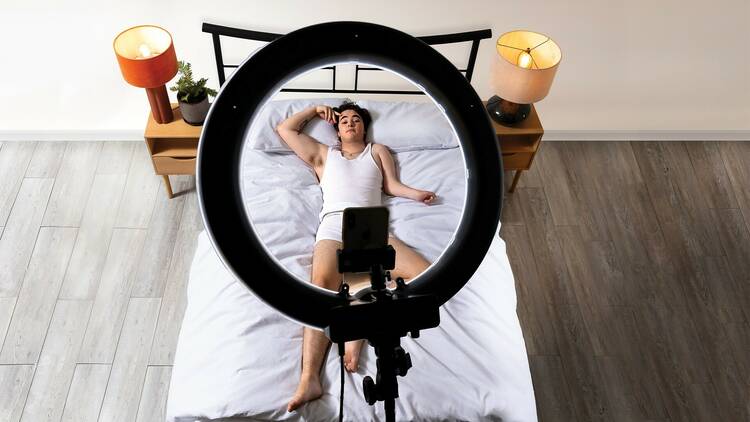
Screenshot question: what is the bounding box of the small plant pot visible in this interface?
[178,96,210,126]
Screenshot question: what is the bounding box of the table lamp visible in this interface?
[114,25,178,124]
[488,30,561,124]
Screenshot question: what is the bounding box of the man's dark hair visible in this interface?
[332,101,371,140]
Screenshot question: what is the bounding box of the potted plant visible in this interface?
[170,61,218,126]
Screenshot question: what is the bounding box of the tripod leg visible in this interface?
[385,397,396,422]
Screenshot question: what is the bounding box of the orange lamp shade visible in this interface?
[114,25,177,88]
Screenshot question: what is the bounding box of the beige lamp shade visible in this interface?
[490,30,561,104]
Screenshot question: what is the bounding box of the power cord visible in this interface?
[338,342,345,422]
[336,282,349,422]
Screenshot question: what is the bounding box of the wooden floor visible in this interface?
[0,140,748,421]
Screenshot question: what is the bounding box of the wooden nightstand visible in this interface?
[489,103,544,193]
[144,104,201,198]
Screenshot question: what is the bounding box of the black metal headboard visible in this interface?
[202,22,492,95]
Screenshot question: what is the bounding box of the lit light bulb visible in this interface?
[137,43,152,59]
[517,50,533,69]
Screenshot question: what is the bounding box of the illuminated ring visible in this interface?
[197,21,502,329]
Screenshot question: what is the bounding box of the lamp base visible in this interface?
[145,85,174,124]
[486,96,531,125]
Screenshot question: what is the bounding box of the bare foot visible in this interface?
[287,375,323,412]
[344,340,365,372]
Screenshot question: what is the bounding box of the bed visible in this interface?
[166,23,537,422]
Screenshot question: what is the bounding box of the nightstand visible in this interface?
[144,104,201,198]
[489,103,544,193]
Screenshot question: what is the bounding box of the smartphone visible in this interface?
[342,206,389,251]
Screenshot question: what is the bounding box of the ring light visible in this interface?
[197,21,503,331]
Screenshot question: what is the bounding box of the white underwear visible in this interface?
[315,211,394,244]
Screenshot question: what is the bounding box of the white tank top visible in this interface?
[319,142,383,220]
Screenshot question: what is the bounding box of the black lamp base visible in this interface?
[486,95,531,125]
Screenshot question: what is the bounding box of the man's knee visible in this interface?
[311,274,342,290]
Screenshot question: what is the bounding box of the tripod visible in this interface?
[328,246,439,422]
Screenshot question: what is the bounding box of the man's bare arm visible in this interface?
[275,106,328,166]
[375,144,436,204]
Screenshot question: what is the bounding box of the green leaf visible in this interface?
[170,60,216,102]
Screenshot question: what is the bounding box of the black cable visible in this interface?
[338,342,345,422]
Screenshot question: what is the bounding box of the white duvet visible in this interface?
[167,145,537,421]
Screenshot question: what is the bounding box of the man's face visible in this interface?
[337,109,365,143]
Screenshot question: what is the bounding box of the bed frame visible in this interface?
[201,22,492,95]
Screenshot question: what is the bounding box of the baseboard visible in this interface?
[0,131,142,142]
[543,130,750,141]
[1,130,749,142]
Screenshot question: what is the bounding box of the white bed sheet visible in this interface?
[167,145,537,421]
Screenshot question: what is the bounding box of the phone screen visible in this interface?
[342,206,389,251]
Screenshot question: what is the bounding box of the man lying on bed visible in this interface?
[276,101,437,412]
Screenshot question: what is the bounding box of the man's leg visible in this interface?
[288,239,343,412]
[344,235,431,372]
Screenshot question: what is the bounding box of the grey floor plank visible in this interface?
[0,178,55,297]
[687,302,750,421]
[685,142,740,210]
[20,300,92,422]
[719,142,750,220]
[500,179,525,225]
[115,145,160,229]
[631,142,724,259]
[130,180,187,297]
[725,322,750,386]
[99,298,161,422]
[25,142,66,179]
[0,142,36,227]
[537,142,610,241]
[0,365,34,422]
[150,178,202,365]
[598,307,669,419]
[515,151,544,189]
[135,365,172,422]
[0,227,78,364]
[528,356,576,422]
[556,226,632,357]
[500,224,560,356]
[514,188,577,306]
[42,142,102,227]
[687,255,747,325]
[78,228,147,363]
[548,303,612,422]
[60,364,111,422]
[59,174,127,299]
[714,209,750,303]
[0,298,15,351]
[596,356,647,421]
[633,305,707,422]
[96,141,136,175]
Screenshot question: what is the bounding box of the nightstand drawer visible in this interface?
[502,152,533,170]
[150,139,199,158]
[153,156,196,175]
[499,134,541,153]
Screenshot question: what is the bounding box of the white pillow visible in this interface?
[247,99,459,153]
[357,100,459,152]
[246,98,346,152]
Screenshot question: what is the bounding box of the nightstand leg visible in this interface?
[162,175,174,199]
[509,170,523,193]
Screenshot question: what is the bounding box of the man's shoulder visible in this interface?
[371,143,390,154]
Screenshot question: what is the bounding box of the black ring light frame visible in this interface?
[197,21,503,331]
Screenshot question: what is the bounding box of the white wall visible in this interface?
[1,0,748,140]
